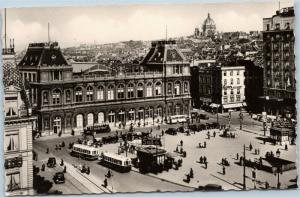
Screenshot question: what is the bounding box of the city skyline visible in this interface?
[2,0,294,51]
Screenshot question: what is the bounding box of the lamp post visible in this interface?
[275,166,282,189]
[243,144,246,190]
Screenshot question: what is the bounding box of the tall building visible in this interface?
[18,40,191,135]
[202,13,216,37]
[3,44,36,195]
[191,62,246,112]
[262,7,295,118]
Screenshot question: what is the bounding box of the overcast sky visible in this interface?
[1,0,294,51]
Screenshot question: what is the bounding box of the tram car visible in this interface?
[71,144,100,160]
[98,152,132,172]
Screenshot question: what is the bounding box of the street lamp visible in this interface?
[243,144,246,190]
[274,166,282,189]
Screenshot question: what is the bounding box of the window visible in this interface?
[156,107,163,117]
[96,86,104,100]
[86,86,93,101]
[173,65,181,74]
[230,78,234,85]
[44,118,49,129]
[5,135,19,151]
[230,71,233,76]
[155,82,162,96]
[6,107,17,117]
[117,84,125,99]
[174,81,181,95]
[237,78,240,85]
[66,90,71,103]
[230,89,234,95]
[167,83,172,94]
[223,96,228,103]
[266,24,270,31]
[128,109,135,121]
[53,71,60,80]
[146,82,153,97]
[237,70,240,75]
[223,71,227,76]
[75,87,83,102]
[224,79,227,86]
[32,73,36,82]
[224,90,227,96]
[52,89,61,104]
[108,111,115,123]
[175,105,181,115]
[236,95,241,101]
[6,173,20,192]
[230,95,234,102]
[107,85,114,100]
[237,88,240,94]
[184,82,189,93]
[127,83,134,98]
[275,23,280,30]
[137,83,143,98]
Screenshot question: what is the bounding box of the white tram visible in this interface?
[71,144,100,160]
[98,152,132,172]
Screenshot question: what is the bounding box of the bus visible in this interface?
[98,152,132,172]
[71,144,100,160]
[86,123,111,133]
[167,115,188,124]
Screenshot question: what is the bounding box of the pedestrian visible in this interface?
[189,168,194,178]
[204,161,208,169]
[265,181,269,189]
[204,141,207,148]
[107,169,112,178]
[203,156,207,164]
[63,165,67,173]
[180,140,183,147]
[213,131,216,138]
[41,163,45,171]
[199,143,202,148]
[86,166,90,175]
[236,153,239,160]
[175,146,179,152]
[46,147,49,154]
[60,159,64,166]
[276,149,280,157]
[223,166,226,175]
[249,143,253,151]
[255,149,257,155]
[257,148,260,155]
[185,174,190,183]
[200,156,203,164]
[103,178,108,187]
[180,147,183,154]
[162,130,164,136]
[285,143,288,150]
[263,139,266,144]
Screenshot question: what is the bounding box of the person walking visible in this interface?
[223,166,226,175]
[236,153,239,160]
[103,178,108,187]
[180,140,183,147]
[204,141,207,148]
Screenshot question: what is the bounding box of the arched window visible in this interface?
[156,106,163,117]
[127,83,134,98]
[65,90,71,103]
[146,82,153,97]
[52,89,61,104]
[98,112,105,123]
[137,83,144,98]
[108,111,115,123]
[96,86,104,100]
[86,86,93,101]
[175,104,181,115]
[184,81,189,93]
[174,81,181,95]
[155,82,162,96]
[167,83,172,94]
[43,91,49,104]
[128,108,135,121]
[76,114,83,128]
[117,84,125,99]
[87,113,94,126]
[107,85,114,100]
[75,87,83,102]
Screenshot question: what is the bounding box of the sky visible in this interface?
[1,0,294,51]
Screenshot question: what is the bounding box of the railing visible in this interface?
[72,72,164,81]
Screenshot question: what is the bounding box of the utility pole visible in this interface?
[243,144,246,190]
[240,107,243,130]
[4,8,7,49]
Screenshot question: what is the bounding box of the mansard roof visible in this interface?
[141,40,188,65]
[18,42,69,67]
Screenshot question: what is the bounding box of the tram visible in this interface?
[71,144,100,160]
[98,152,132,172]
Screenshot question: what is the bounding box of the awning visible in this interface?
[210,103,220,108]
[223,103,243,109]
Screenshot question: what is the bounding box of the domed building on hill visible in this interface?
[202,13,216,37]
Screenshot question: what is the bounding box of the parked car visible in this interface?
[53,172,65,184]
[199,114,209,120]
[197,184,222,191]
[165,128,177,135]
[177,126,186,133]
[47,157,56,168]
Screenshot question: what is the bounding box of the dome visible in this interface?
[203,13,216,27]
[202,13,216,37]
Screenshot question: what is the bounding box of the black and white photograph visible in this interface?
[2,0,297,196]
